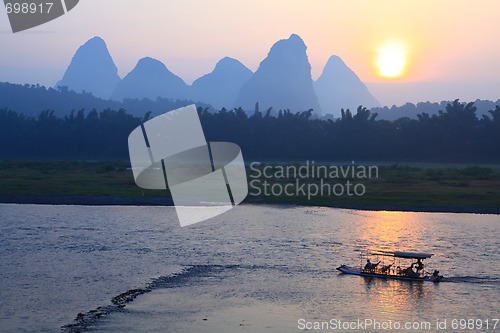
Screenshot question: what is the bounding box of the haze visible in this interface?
[1,0,499,106]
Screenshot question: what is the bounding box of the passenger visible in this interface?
[415,259,424,272]
[404,265,418,277]
[381,263,393,273]
[431,270,443,282]
[364,259,381,271]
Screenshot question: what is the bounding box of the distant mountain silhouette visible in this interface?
[372,99,500,121]
[55,35,380,114]
[191,57,252,109]
[235,34,321,113]
[314,55,379,117]
[56,36,120,99]
[111,57,189,101]
[0,82,202,118]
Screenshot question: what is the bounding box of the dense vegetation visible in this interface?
[1,160,499,213]
[2,81,498,120]
[1,100,499,162]
[0,82,200,118]
[371,99,500,121]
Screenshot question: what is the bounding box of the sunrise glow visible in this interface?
[376,41,407,78]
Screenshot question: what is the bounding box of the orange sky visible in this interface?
[1,0,499,105]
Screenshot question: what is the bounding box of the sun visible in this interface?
[376,41,407,78]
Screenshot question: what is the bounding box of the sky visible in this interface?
[1,0,499,106]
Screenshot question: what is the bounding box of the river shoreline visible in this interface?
[1,194,499,215]
[2,161,500,215]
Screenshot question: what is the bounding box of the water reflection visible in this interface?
[362,277,428,317]
[347,211,439,320]
[354,211,431,254]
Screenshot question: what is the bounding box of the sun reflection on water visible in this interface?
[362,277,428,316]
[355,211,431,254]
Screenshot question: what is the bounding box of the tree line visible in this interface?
[1,100,499,162]
[0,82,202,118]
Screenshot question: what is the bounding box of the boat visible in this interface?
[337,250,444,282]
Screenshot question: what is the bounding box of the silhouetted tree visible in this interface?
[1,100,499,162]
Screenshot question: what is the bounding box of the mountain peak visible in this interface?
[211,57,251,76]
[218,56,237,63]
[138,56,162,65]
[317,55,359,83]
[111,57,188,101]
[191,57,252,109]
[86,36,106,46]
[325,55,345,66]
[56,36,120,99]
[135,57,169,72]
[288,33,305,45]
[235,34,320,113]
[315,55,379,117]
[270,33,307,54]
[215,57,242,69]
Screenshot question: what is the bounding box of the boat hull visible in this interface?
[336,265,441,282]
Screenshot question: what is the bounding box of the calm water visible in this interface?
[0,204,498,332]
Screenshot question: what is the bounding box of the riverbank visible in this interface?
[1,160,499,214]
[1,194,499,215]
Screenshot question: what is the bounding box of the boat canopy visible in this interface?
[371,250,433,259]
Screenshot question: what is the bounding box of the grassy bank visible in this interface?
[0,160,499,213]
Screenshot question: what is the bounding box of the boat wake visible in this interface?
[61,265,201,333]
[61,264,271,333]
[441,276,500,284]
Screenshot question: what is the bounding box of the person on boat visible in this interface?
[431,270,443,282]
[414,259,424,273]
[404,265,419,278]
[381,263,393,273]
[364,259,381,271]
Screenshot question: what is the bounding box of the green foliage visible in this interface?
[1,160,499,212]
[0,108,141,159]
[1,99,499,162]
